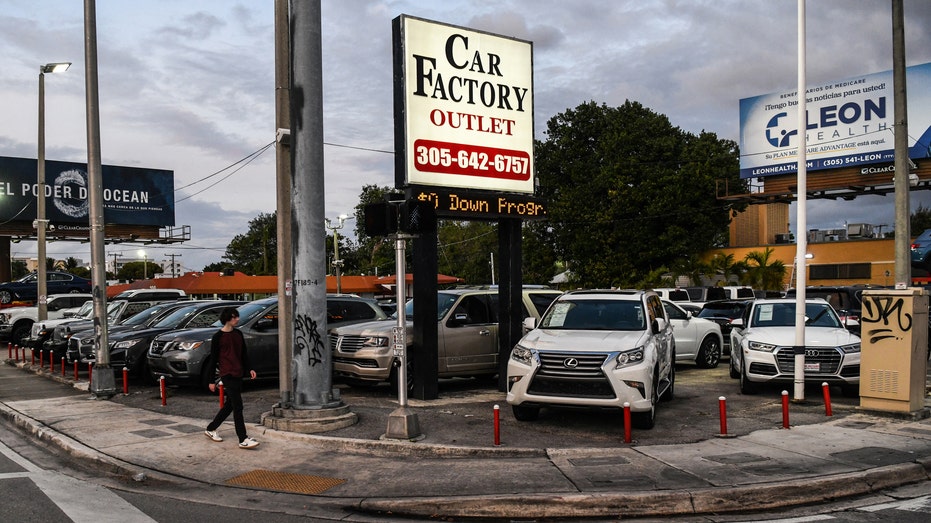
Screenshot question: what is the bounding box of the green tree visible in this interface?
[437,221,498,284]
[117,261,162,281]
[530,101,747,288]
[11,260,28,279]
[348,184,399,277]
[741,247,786,291]
[219,212,277,275]
[911,203,931,236]
[708,253,741,285]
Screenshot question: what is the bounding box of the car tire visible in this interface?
[739,358,759,394]
[199,357,217,393]
[728,355,740,379]
[511,404,540,421]
[695,336,721,369]
[11,322,32,347]
[631,368,659,430]
[0,290,12,304]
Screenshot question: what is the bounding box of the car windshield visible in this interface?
[750,302,842,328]
[397,293,459,322]
[235,300,275,325]
[540,299,645,331]
[120,302,179,326]
[697,303,745,320]
[106,301,124,321]
[151,305,207,328]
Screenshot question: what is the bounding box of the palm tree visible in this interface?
[742,247,787,291]
[708,253,741,285]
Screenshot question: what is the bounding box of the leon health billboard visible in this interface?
[739,61,931,179]
[393,15,535,194]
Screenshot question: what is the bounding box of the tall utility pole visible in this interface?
[274,0,293,408]
[166,253,181,278]
[85,0,116,398]
[792,0,808,402]
[892,0,910,287]
[290,0,340,409]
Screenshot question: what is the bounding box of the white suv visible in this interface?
[506,290,675,429]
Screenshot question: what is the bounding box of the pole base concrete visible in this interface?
[261,403,358,434]
[384,406,422,440]
[90,365,117,399]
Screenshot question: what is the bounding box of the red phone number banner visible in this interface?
[413,139,531,181]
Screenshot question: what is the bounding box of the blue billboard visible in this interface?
[739,62,931,179]
[0,156,174,227]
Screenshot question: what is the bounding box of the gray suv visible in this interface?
[147,295,387,390]
[329,288,562,388]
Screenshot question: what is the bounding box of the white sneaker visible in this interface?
[238,437,259,449]
[204,430,222,442]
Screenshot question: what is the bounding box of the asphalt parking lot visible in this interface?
[107,363,870,448]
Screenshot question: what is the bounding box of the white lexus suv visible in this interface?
[506,290,675,429]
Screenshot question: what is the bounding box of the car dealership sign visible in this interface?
[393,15,535,193]
[739,61,931,179]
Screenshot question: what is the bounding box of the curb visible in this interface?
[0,400,146,481]
[355,462,931,519]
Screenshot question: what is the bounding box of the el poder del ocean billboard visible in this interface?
[739,61,931,179]
[0,156,174,226]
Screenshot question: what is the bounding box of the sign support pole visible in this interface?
[386,232,422,440]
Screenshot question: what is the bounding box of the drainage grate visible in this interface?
[226,469,346,495]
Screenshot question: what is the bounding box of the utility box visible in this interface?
[859,288,929,414]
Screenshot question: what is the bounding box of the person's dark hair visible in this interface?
[219,307,240,324]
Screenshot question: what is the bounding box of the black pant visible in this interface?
[206,376,246,443]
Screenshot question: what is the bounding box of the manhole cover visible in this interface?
[226,469,346,495]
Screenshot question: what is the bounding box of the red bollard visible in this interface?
[160,376,167,406]
[31,348,35,366]
[123,367,129,395]
[61,357,65,376]
[623,402,632,443]
[74,361,79,381]
[49,352,54,373]
[218,382,225,409]
[822,382,833,417]
[88,362,93,383]
[493,404,501,446]
[38,348,42,367]
[14,345,19,363]
[781,390,790,429]
[7,342,10,359]
[718,396,728,436]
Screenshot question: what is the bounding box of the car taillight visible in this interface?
[912,243,919,250]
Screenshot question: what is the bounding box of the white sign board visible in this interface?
[739,62,931,178]
[394,15,534,193]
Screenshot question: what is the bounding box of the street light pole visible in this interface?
[37,62,70,322]
[138,249,147,280]
[325,214,352,294]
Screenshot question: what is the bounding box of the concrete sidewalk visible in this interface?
[1,360,930,520]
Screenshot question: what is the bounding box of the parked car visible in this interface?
[72,300,244,379]
[784,286,880,335]
[49,300,208,361]
[147,295,388,390]
[0,293,93,345]
[652,288,691,302]
[686,286,756,305]
[662,299,724,368]
[329,288,562,389]
[695,299,753,351]
[910,228,931,267]
[729,298,861,396]
[506,289,675,429]
[0,271,92,304]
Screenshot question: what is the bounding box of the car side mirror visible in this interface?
[255,318,276,331]
[731,318,744,328]
[523,317,537,330]
[652,317,667,334]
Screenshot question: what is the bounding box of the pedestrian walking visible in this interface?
[204,307,259,449]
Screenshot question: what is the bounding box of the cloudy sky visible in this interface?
[2,0,931,272]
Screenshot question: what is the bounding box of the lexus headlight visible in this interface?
[840,343,860,353]
[748,340,777,352]
[112,338,142,349]
[615,346,644,368]
[510,344,533,365]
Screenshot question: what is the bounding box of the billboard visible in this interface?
[739,61,931,179]
[0,156,174,227]
[393,15,535,193]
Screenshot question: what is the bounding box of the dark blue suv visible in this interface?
[911,229,931,267]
